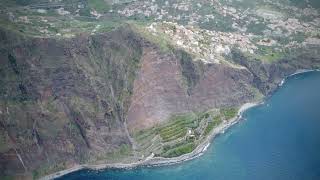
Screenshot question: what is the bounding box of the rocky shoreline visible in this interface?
[40,102,260,180]
[280,69,320,86]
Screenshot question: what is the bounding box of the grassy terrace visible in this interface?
[133,107,239,158]
[204,116,222,136]
[159,114,196,142]
[221,108,238,120]
[161,142,195,158]
[88,0,111,13]
[130,22,173,52]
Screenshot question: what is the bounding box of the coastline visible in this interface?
[40,102,260,180]
[40,69,320,180]
[142,102,261,167]
[280,69,320,86]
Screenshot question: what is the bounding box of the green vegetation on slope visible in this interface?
[129,22,173,52]
[256,47,286,62]
[221,107,238,120]
[88,0,111,13]
[159,114,196,142]
[134,107,239,158]
[161,142,195,158]
[204,115,222,136]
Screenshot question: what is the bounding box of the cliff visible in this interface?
[0,25,319,179]
[0,26,143,178]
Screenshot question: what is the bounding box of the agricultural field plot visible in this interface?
[133,107,239,158]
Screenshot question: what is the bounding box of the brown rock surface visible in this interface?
[127,47,256,131]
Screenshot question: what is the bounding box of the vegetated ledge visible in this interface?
[133,107,240,159]
[40,69,320,180]
[40,101,260,180]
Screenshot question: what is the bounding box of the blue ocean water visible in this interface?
[58,71,320,180]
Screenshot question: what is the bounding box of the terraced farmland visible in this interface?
[133,107,239,158]
[159,114,196,142]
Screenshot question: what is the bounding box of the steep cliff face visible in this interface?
[0,26,143,177]
[127,48,256,131]
[0,24,320,178]
[230,48,320,95]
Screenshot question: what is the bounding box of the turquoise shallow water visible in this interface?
[58,71,320,180]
